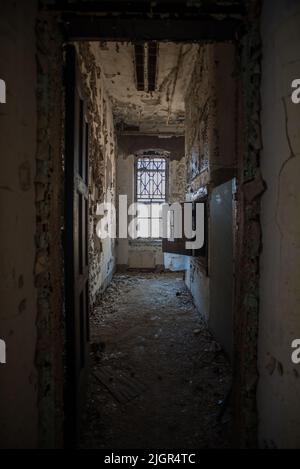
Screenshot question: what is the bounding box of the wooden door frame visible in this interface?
[64,44,90,448]
[54,1,262,449]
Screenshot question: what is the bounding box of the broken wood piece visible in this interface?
[93,366,147,404]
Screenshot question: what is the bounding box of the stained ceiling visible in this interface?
[97,42,199,135]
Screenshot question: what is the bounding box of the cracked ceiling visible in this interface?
[97,41,199,135]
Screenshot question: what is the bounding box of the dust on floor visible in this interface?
[81,272,232,449]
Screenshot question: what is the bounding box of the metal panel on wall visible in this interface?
[209,179,235,360]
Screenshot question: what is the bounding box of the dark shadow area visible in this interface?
[81,272,232,449]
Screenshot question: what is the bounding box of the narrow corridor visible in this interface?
[81,272,232,449]
[2,1,300,450]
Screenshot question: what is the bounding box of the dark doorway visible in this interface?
[64,45,90,447]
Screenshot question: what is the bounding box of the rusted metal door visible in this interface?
[64,45,90,447]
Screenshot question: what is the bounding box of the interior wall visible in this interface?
[76,43,118,302]
[185,44,237,194]
[184,43,237,324]
[258,0,300,449]
[117,135,186,270]
[0,0,39,449]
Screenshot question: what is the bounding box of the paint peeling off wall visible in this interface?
[76,43,117,304]
[185,46,216,190]
[169,158,186,203]
[35,11,65,449]
[185,43,237,196]
[184,42,237,324]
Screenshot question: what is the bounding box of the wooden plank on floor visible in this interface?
[94,366,147,404]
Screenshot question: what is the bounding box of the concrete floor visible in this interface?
[81,272,232,449]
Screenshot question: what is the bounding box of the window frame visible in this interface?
[134,152,169,240]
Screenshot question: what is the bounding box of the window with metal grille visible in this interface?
[135,155,167,239]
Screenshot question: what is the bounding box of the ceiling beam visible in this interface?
[63,16,243,42]
[134,44,145,91]
[148,42,158,92]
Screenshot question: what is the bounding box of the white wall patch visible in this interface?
[0,79,6,104]
[0,339,6,364]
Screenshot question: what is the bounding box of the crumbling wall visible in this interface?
[169,157,186,204]
[76,42,117,302]
[35,10,65,449]
[184,44,213,322]
[185,44,237,194]
[185,45,216,191]
[257,0,300,449]
[184,43,237,323]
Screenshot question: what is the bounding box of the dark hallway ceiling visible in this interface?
[41,0,247,42]
[96,41,198,134]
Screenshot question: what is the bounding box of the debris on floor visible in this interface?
[81,272,232,449]
[94,366,147,404]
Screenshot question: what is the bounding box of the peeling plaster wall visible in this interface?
[97,42,198,135]
[258,0,300,449]
[117,135,185,270]
[35,11,65,448]
[0,0,38,449]
[185,44,237,195]
[76,43,117,303]
[184,44,213,322]
[184,43,237,324]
